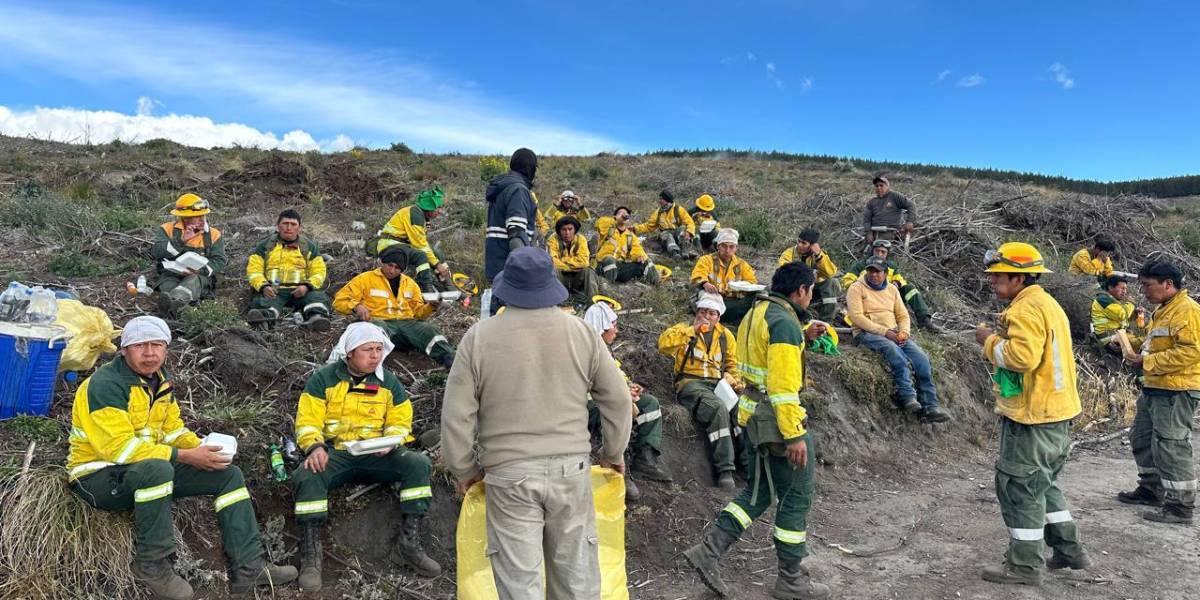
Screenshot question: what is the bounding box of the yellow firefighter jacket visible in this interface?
[1068,248,1113,277]
[735,294,809,442]
[690,253,757,293]
[547,233,591,272]
[594,225,648,265]
[246,235,327,291]
[657,322,740,389]
[777,246,838,283]
[982,284,1081,425]
[295,361,413,452]
[634,203,696,236]
[67,357,201,481]
[1090,291,1135,342]
[1129,289,1200,391]
[333,269,434,321]
[377,205,443,267]
[544,204,594,228]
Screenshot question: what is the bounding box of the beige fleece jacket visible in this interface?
[440,306,632,480]
[846,277,911,337]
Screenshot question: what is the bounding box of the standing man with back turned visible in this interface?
[441,247,632,600]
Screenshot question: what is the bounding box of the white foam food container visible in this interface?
[728,281,766,293]
[174,252,210,271]
[202,432,238,458]
[422,290,463,302]
[699,220,717,233]
[714,379,739,411]
[345,435,405,456]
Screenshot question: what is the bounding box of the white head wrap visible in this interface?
[583,302,618,338]
[715,228,739,246]
[326,322,395,379]
[696,293,727,316]
[120,316,172,348]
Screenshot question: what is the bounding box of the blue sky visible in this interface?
[0,1,1196,181]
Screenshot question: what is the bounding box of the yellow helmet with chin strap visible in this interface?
[171,193,211,217]
[984,242,1052,273]
[695,194,716,212]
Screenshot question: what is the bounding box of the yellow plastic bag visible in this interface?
[456,466,628,600]
[53,299,118,372]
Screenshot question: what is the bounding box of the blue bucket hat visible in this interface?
[492,247,568,309]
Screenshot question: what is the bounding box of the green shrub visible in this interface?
[0,192,95,241]
[65,180,96,201]
[178,299,241,338]
[389,142,414,154]
[98,205,151,232]
[587,166,609,180]
[48,254,99,277]
[729,211,775,249]
[1179,224,1200,255]
[0,415,62,443]
[195,393,277,432]
[461,203,487,228]
[479,156,508,182]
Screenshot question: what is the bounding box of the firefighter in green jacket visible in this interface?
[373,186,450,293]
[1120,260,1200,525]
[976,242,1089,586]
[67,316,295,600]
[291,322,440,591]
[684,262,832,600]
[1090,275,1143,354]
[245,209,332,330]
[151,193,228,313]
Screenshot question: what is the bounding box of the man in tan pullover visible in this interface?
[441,247,632,600]
[846,257,950,423]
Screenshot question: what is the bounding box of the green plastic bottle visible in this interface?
[270,444,288,481]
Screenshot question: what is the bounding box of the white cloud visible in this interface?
[799,77,813,94]
[956,74,985,88]
[1049,62,1075,89]
[0,5,620,154]
[135,96,162,116]
[937,69,952,82]
[0,104,354,152]
[764,62,785,90]
[766,62,776,72]
[747,52,757,62]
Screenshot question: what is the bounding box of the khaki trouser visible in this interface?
[484,454,599,600]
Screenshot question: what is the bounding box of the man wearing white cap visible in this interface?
[67,316,296,600]
[690,228,758,325]
[544,190,594,230]
[290,322,439,591]
[658,293,745,490]
[583,299,672,502]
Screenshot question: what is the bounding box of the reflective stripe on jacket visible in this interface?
[548,233,590,271]
[332,269,433,321]
[657,322,739,386]
[295,361,413,451]
[246,235,326,291]
[776,246,838,282]
[634,203,696,236]
[735,294,809,441]
[379,206,441,266]
[593,226,647,264]
[1090,291,1134,341]
[1130,289,1200,391]
[982,285,1081,425]
[690,254,757,293]
[67,357,201,481]
[151,221,227,276]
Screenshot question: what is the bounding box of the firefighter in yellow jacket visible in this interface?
[594,206,660,285]
[1120,260,1200,525]
[291,323,440,591]
[1090,275,1143,353]
[150,193,228,313]
[333,246,456,367]
[245,209,331,330]
[67,316,295,600]
[689,194,722,252]
[548,215,599,303]
[543,190,594,231]
[635,190,698,258]
[684,262,831,599]
[690,228,758,325]
[658,293,743,489]
[976,242,1089,586]
[777,228,840,321]
[374,187,451,293]
[1067,239,1115,281]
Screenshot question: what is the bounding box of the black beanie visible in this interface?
[659,189,674,202]
[509,148,538,182]
[799,228,820,244]
[379,245,409,270]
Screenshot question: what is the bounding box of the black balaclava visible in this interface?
[509,148,538,183]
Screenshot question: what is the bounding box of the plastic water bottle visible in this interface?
[0,282,26,321]
[26,287,58,324]
[480,288,493,320]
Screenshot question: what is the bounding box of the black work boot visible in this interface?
[1045,549,1091,570]
[632,447,673,482]
[131,558,194,600]
[716,471,736,491]
[980,562,1042,586]
[1117,486,1163,506]
[246,308,273,328]
[683,527,738,597]
[625,475,642,502]
[302,313,331,332]
[1142,504,1194,525]
[920,405,952,423]
[917,316,945,334]
[297,521,323,592]
[895,396,922,413]
[436,353,454,369]
[389,514,442,578]
[228,556,298,594]
[772,558,831,599]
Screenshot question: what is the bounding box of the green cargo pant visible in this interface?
[654,227,698,256]
[375,319,455,364]
[377,241,441,291]
[994,418,1085,575]
[71,460,264,568]
[155,273,214,303]
[676,379,738,474]
[597,258,660,284]
[719,294,756,326]
[899,282,931,322]
[716,432,815,560]
[698,230,717,252]
[588,392,663,453]
[1130,389,1198,511]
[556,268,600,304]
[291,447,432,522]
[248,287,331,321]
[812,278,840,321]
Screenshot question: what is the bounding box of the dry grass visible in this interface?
[1076,364,1140,428]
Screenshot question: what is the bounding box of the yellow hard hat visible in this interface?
[695,194,716,212]
[654,264,673,279]
[451,273,479,295]
[984,242,1052,274]
[171,193,211,217]
[591,295,623,311]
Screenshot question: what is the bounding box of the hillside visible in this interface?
[1,135,1197,599]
